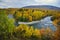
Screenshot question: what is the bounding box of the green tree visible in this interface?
[0,10,15,39]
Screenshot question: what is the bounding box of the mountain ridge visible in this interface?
[22,5,60,10]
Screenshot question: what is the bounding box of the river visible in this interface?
[8,14,57,31]
[30,16,57,31]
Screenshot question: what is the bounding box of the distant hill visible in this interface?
[22,5,60,10]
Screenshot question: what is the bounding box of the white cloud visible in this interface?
[1,0,21,3]
[0,0,59,8]
[0,0,21,8]
[0,3,7,6]
[35,0,57,4]
[0,2,15,8]
[3,0,12,2]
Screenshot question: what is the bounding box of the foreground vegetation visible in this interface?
[0,8,60,40]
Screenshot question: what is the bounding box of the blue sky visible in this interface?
[0,0,60,8]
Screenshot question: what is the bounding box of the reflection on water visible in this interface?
[30,16,56,31]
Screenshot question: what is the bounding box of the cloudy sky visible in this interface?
[0,0,60,8]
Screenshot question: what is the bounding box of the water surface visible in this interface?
[8,14,56,31]
[30,16,56,31]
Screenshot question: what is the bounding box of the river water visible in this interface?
[8,14,57,31]
[30,16,57,31]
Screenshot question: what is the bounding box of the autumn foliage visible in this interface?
[0,8,60,40]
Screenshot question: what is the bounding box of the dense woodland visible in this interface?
[0,8,60,40]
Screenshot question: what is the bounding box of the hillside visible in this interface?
[22,5,60,10]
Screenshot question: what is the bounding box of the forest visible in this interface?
[0,8,60,40]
